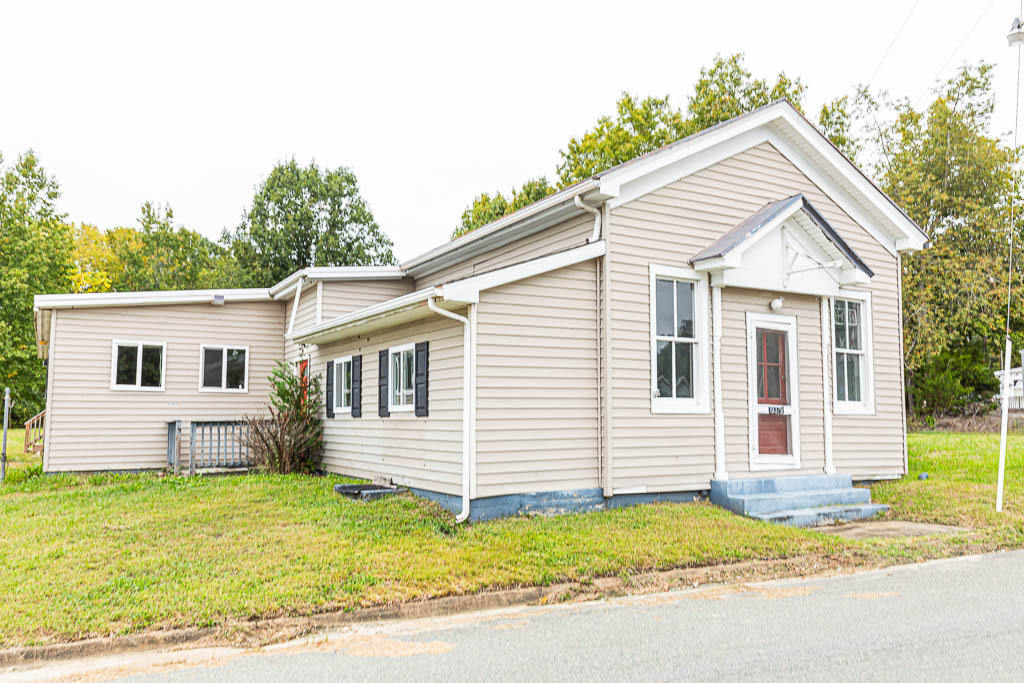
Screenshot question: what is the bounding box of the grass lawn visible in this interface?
[0,432,1022,648]
[1,426,41,470]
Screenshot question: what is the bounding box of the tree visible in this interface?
[453,177,555,238]
[225,159,396,287]
[0,151,73,421]
[853,64,1021,414]
[70,223,119,293]
[556,94,690,187]
[457,53,829,237]
[685,53,805,131]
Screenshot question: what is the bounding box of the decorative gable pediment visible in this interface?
[689,194,873,297]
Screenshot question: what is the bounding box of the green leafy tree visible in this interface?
[453,177,555,238]
[0,152,73,421]
[854,64,1021,413]
[108,203,229,291]
[225,159,396,287]
[818,96,860,161]
[685,53,805,131]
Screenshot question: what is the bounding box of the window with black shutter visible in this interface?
[414,341,429,417]
[378,349,389,417]
[325,360,334,418]
[351,355,362,417]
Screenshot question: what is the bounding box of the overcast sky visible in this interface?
[1,0,1020,262]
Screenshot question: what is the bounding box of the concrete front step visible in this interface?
[752,503,889,527]
[717,487,872,516]
[711,473,852,496]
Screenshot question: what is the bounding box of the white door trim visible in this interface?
[746,311,801,471]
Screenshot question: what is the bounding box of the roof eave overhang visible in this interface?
[596,100,928,256]
[268,266,408,299]
[33,288,273,311]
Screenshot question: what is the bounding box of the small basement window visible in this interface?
[389,343,415,411]
[111,341,165,391]
[200,345,249,392]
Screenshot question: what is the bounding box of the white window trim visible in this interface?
[649,264,710,414]
[831,291,875,415]
[746,312,801,471]
[388,342,416,413]
[198,344,250,393]
[110,340,166,392]
[333,355,353,415]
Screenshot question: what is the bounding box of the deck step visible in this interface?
[752,504,889,527]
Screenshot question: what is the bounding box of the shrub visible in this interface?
[243,362,323,474]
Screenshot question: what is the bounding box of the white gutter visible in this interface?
[33,288,271,309]
[287,276,306,335]
[574,196,602,243]
[269,266,407,299]
[427,297,474,523]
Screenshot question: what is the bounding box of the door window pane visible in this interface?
[225,348,246,389]
[140,345,162,387]
[655,278,674,336]
[766,365,781,399]
[656,340,672,398]
[674,342,693,398]
[202,347,223,388]
[675,281,694,338]
[116,345,137,386]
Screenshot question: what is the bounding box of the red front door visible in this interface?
[756,328,789,455]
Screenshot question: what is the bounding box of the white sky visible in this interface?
[1,0,1020,262]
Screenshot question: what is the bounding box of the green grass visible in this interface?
[1,426,41,470]
[0,432,1022,648]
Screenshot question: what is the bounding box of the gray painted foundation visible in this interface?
[409,487,699,522]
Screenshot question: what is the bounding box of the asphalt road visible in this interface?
[26,550,1024,682]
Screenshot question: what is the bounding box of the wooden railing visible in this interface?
[24,410,44,454]
[167,420,253,474]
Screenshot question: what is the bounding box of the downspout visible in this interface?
[575,196,602,243]
[428,297,474,523]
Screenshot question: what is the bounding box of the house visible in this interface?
[32,101,928,522]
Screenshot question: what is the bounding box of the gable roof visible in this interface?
[400,100,927,279]
[691,194,874,278]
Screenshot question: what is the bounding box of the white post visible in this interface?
[997,336,1012,512]
[2,387,10,482]
[712,284,727,480]
[820,297,835,474]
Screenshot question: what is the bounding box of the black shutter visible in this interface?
[325,361,334,418]
[378,349,389,417]
[351,355,362,418]
[414,341,429,417]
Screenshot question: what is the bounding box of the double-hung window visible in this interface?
[650,264,709,413]
[832,295,874,414]
[111,341,165,391]
[389,343,415,411]
[200,345,249,392]
[334,356,353,413]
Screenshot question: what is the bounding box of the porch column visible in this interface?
[820,296,836,474]
[712,283,727,480]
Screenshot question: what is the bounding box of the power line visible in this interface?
[866,0,922,88]
[915,0,998,107]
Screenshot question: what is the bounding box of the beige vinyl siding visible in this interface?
[475,261,600,498]
[414,214,594,288]
[44,301,285,472]
[607,141,905,488]
[284,278,415,364]
[316,314,465,495]
[720,288,825,476]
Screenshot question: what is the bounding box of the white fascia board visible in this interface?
[600,101,926,257]
[269,266,408,298]
[290,287,443,344]
[772,107,928,250]
[400,180,600,277]
[33,288,271,310]
[440,240,606,304]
